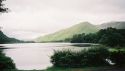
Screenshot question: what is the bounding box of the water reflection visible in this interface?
[1,43,88,70]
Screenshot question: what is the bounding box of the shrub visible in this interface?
[82,46,109,66]
[51,46,110,67]
[51,50,83,67]
[0,50,16,70]
[109,50,125,67]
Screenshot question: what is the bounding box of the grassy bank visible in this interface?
[3,66,125,71]
[45,66,125,71]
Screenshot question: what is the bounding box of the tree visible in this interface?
[0,0,8,12]
[70,27,125,47]
[71,33,85,43]
[98,28,125,47]
[99,33,125,47]
[0,50,16,70]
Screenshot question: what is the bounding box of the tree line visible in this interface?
[70,27,125,47]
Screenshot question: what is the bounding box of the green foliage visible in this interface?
[51,46,109,67]
[70,28,125,47]
[0,50,16,70]
[71,33,97,43]
[71,33,85,43]
[99,33,125,47]
[98,28,125,47]
[37,22,99,42]
[83,47,109,66]
[109,50,125,67]
[45,66,125,71]
[36,21,125,42]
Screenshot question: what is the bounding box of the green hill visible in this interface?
[0,31,23,44]
[99,21,125,29]
[36,22,99,42]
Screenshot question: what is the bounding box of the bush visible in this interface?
[51,50,82,67]
[51,46,110,67]
[0,50,16,70]
[109,50,125,67]
[83,47,109,66]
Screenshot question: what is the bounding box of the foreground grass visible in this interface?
[109,47,125,52]
[45,66,125,71]
[3,66,125,71]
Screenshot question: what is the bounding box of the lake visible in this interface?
[0,43,91,70]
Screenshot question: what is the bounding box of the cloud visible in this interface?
[0,0,125,40]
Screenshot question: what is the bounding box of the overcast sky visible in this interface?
[0,0,125,40]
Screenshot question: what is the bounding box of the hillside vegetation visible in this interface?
[0,31,23,44]
[37,21,125,42]
[37,22,99,42]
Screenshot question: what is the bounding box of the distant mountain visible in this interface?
[99,21,125,29]
[0,31,23,44]
[36,22,99,42]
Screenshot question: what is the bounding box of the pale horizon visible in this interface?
[0,0,125,40]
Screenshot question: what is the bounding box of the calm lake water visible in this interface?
[0,43,90,70]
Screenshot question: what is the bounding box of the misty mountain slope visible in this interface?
[0,31,23,44]
[99,21,125,29]
[36,22,99,42]
[0,31,9,43]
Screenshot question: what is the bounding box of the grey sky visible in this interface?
[0,0,125,40]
